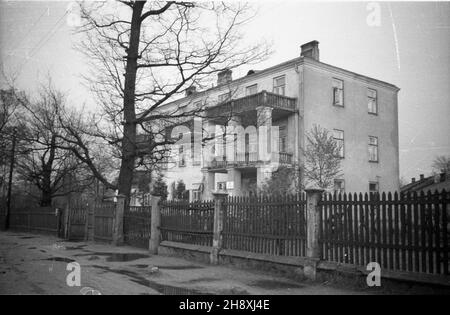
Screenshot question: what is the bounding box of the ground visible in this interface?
[0,231,373,295]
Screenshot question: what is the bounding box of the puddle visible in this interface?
[88,255,101,261]
[40,250,46,253]
[250,279,304,290]
[131,264,204,270]
[19,236,36,239]
[156,265,203,270]
[184,277,220,284]
[91,265,208,295]
[132,264,150,269]
[44,257,76,263]
[73,252,149,262]
[106,253,149,262]
[28,247,37,250]
[65,245,88,250]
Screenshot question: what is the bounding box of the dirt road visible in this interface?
[0,231,367,295]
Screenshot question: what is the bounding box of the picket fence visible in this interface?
[6,206,63,236]
[124,205,152,248]
[93,202,115,242]
[319,191,449,275]
[158,190,449,276]
[160,200,215,247]
[223,195,307,256]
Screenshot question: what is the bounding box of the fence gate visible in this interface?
[124,205,152,249]
[94,202,115,242]
[67,205,88,241]
[160,200,215,247]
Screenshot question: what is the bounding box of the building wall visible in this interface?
[301,62,400,192]
[158,55,400,197]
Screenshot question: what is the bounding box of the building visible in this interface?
[157,41,400,200]
[401,172,450,194]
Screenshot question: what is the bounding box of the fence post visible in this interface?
[304,188,324,280]
[64,203,70,239]
[86,201,95,241]
[113,194,125,246]
[210,192,228,265]
[149,195,161,254]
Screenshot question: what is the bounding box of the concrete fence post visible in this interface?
[86,201,95,241]
[64,203,70,239]
[113,194,125,246]
[149,195,162,254]
[210,192,228,264]
[304,188,324,280]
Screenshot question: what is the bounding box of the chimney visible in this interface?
[411,177,416,183]
[301,40,320,61]
[420,174,424,180]
[185,86,196,97]
[217,69,232,86]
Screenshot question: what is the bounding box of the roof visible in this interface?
[158,54,400,109]
[401,172,450,194]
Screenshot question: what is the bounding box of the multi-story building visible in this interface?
[158,41,400,200]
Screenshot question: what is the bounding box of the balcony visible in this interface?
[206,91,297,122]
[206,152,293,171]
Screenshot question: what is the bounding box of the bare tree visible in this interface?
[0,90,14,191]
[303,125,342,190]
[66,1,270,201]
[14,85,94,206]
[431,155,450,174]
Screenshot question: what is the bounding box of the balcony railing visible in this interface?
[278,152,293,164]
[207,152,293,169]
[206,91,297,118]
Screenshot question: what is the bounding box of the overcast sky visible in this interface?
[1,1,449,183]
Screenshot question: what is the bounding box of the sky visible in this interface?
[0,0,449,183]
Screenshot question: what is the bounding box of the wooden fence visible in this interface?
[223,195,307,256]
[8,206,63,236]
[124,205,152,248]
[68,205,88,241]
[94,202,115,242]
[319,191,449,276]
[160,200,215,246]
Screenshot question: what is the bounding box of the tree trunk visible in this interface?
[40,188,52,207]
[40,135,57,206]
[117,2,145,202]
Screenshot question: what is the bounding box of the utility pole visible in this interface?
[5,127,17,230]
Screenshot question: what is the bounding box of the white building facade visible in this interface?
[158,41,400,200]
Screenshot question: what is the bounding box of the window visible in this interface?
[218,92,230,103]
[334,179,345,194]
[369,181,379,194]
[368,136,379,162]
[178,145,186,167]
[368,88,377,114]
[246,84,258,96]
[332,78,344,106]
[333,129,344,158]
[217,182,227,190]
[192,190,202,201]
[273,75,286,95]
[279,126,287,152]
